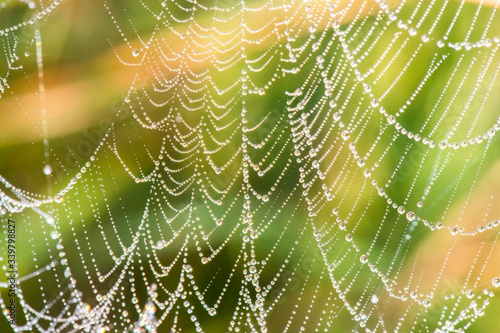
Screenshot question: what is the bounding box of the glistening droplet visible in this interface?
[43,164,53,175]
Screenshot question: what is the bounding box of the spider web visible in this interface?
[1,0,500,332]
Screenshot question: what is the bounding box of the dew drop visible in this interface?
[43,164,53,175]
[79,303,91,314]
[341,130,350,140]
[132,49,139,57]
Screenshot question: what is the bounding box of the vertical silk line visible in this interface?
[36,28,52,195]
